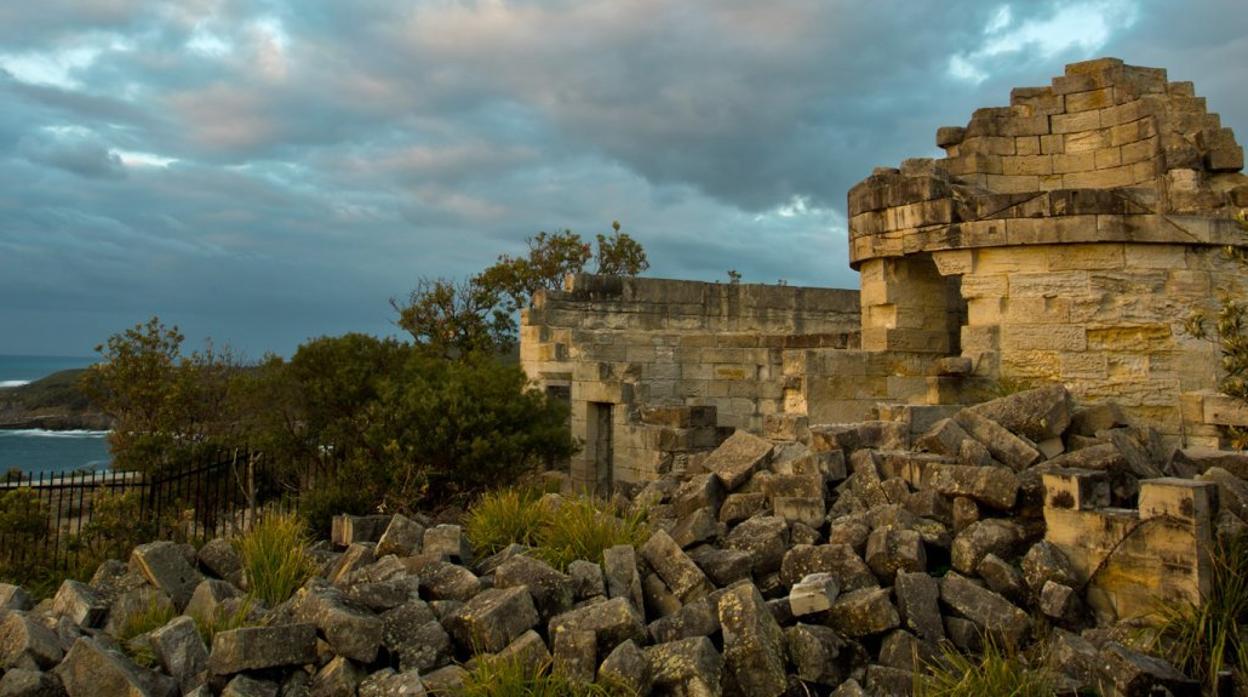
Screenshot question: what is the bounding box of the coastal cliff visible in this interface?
[0,369,111,431]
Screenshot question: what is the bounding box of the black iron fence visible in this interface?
[0,452,307,573]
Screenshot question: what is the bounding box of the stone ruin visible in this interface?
[520,57,1248,492]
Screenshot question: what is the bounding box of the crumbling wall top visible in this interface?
[847,57,1248,267]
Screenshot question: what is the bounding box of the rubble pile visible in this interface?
[3,385,1247,696]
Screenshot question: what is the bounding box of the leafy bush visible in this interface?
[75,488,155,561]
[0,488,50,541]
[917,639,1054,697]
[1152,531,1248,692]
[460,656,634,697]
[465,489,648,571]
[235,513,315,607]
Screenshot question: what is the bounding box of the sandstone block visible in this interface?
[645,636,723,696]
[375,514,425,557]
[548,597,646,656]
[826,587,899,637]
[0,612,63,671]
[789,573,839,616]
[209,624,316,675]
[50,581,106,629]
[723,516,790,575]
[293,582,384,663]
[968,385,1072,442]
[445,586,539,653]
[894,571,944,643]
[865,526,926,582]
[779,544,877,591]
[717,583,787,697]
[703,430,774,491]
[929,464,1020,510]
[939,573,1031,647]
[640,530,711,603]
[149,616,208,693]
[598,640,651,696]
[951,519,1022,574]
[602,545,645,616]
[494,555,575,620]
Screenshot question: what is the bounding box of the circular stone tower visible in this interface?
[847,58,1248,436]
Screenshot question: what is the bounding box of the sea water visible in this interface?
[0,355,110,476]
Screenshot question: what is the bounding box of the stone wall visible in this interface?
[848,58,1248,440]
[520,274,860,490]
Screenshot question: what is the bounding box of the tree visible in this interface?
[392,277,516,359]
[80,317,240,474]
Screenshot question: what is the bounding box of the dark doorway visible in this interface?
[587,402,614,494]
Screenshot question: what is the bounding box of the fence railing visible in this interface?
[0,452,305,573]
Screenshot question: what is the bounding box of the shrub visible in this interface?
[1151,531,1248,692]
[465,489,649,571]
[534,497,648,571]
[76,488,154,561]
[235,513,315,607]
[460,656,634,697]
[465,486,547,557]
[916,639,1054,697]
[116,596,177,667]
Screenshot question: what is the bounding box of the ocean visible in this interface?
[0,354,110,476]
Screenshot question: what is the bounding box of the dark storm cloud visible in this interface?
[0,0,1245,355]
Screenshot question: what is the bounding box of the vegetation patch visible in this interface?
[916,639,1054,697]
[235,513,316,607]
[459,656,635,697]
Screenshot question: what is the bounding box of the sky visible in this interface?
[1,0,1245,358]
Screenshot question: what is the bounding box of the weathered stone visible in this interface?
[419,666,467,695]
[358,668,427,697]
[640,530,711,603]
[975,553,1027,602]
[943,615,982,652]
[196,539,243,586]
[789,573,839,616]
[598,639,651,696]
[0,669,65,697]
[1040,580,1080,621]
[829,678,869,697]
[827,519,871,553]
[704,430,774,490]
[1020,540,1078,593]
[567,560,606,600]
[148,616,208,693]
[444,586,539,653]
[878,628,937,672]
[348,575,422,612]
[382,599,450,672]
[333,514,392,547]
[53,637,161,697]
[0,612,63,670]
[670,507,721,548]
[602,545,645,616]
[811,422,909,453]
[929,464,1020,510]
[673,474,726,518]
[1048,628,1101,687]
[1098,641,1200,696]
[864,526,926,583]
[50,581,106,629]
[951,496,979,532]
[645,636,724,697]
[221,675,278,697]
[1169,447,1248,479]
[939,572,1031,647]
[494,554,575,619]
[825,587,899,637]
[954,409,1042,470]
[772,496,826,527]
[717,583,787,697]
[968,385,1073,442]
[375,514,425,557]
[648,594,720,643]
[718,492,769,524]
[1201,467,1248,521]
[293,582,384,663]
[310,655,365,697]
[422,524,472,564]
[785,623,847,686]
[129,541,203,611]
[184,579,243,624]
[104,586,175,638]
[780,543,877,591]
[687,546,752,587]
[495,629,552,677]
[327,542,377,586]
[951,518,1022,574]
[420,561,482,601]
[208,624,317,675]
[865,663,915,696]
[894,571,944,642]
[0,585,33,612]
[723,516,790,575]
[553,627,597,683]
[549,597,646,656]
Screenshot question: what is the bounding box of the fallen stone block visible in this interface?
[785,622,848,686]
[0,584,33,612]
[703,430,774,491]
[644,636,724,696]
[779,543,877,591]
[718,492,769,524]
[718,583,787,697]
[148,615,208,693]
[50,581,106,629]
[640,530,711,603]
[673,474,726,518]
[602,545,645,616]
[422,525,472,564]
[129,541,204,612]
[494,555,575,620]
[789,573,839,616]
[687,546,752,587]
[293,582,384,663]
[975,553,1026,603]
[54,637,169,697]
[598,639,651,696]
[1039,580,1080,622]
[826,587,899,637]
[552,627,597,684]
[382,600,450,673]
[567,560,606,600]
[311,655,365,697]
[0,612,63,671]
[967,384,1072,442]
[208,624,317,675]
[420,666,467,695]
[444,586,539,654]
[1098,641,1200,697]
[864,526,926,583]
[929,464,1020,510]
[196,539,243,587]
[954,409,1042,470]
[375,514,425,557]
[495,629,552,678]
[0,668,66,697]
[358,668,427,697]
[221,674,278,697]
[811,422,909,453]
[420,561,482,601]
[951,518,1022,574]
[548,597,646,656]
[1020,540,1078,593]
[670,507,720,548]
[332,514,393,547]
[723,516,790,576]
[894,571,944,643]
[939,572,1031,647]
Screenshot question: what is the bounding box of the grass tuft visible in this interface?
[1151,531,1248,692]
[116,596,177,668]
[190,598,258,647]
[916,638,1054,697]
[459,656,634,697]
[465,488,648,571]
[234,512,316,607]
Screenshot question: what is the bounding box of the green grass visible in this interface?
[916,638,1054,697]
[115,596,177,668]
[1151,531,1248,692]
[234,513,316,607]
[464,488,648,571]
[457,656,634,697]
[190,598,258,646]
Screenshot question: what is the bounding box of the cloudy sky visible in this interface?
[2,0,1245,357]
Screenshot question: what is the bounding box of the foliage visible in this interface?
[1184,210,1248,447]
[465,486,548,556]
[74,488,155,562]
[1151,531,1248,693]
[916,638,1054,697]
[0,487,50,540]
[235,513,316,607]
[392,278,517,359]
[79,317,241,475]
[116,596,177,667]
[465,488,649,571]
[460,655,635,697]
[190,597,257,647]
[0,369,93,412]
